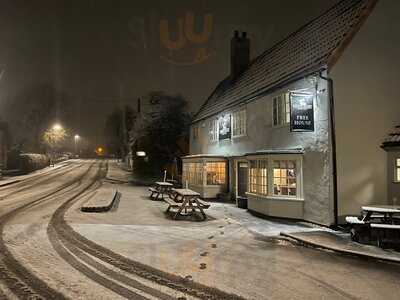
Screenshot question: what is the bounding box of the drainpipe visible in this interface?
[319,71,338,227]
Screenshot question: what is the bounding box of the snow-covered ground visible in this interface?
[65,162,400,300]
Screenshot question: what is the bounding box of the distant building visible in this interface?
[183,0,400,226]
[381,126,400,206]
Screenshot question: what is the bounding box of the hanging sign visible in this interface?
[218,114,231,140]
[290,93,314,132]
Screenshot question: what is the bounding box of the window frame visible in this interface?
[395,158,400,183]
[272,159,298,198]
[272,93,290,128]
[182,162,203,186]
[208,118,218,143]
[246,154,303,200]
[232,109,247,138]
[248,159,268,195]
[192,125,199,140]
[205,161,227,186]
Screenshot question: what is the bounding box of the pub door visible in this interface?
[237,162,248,198]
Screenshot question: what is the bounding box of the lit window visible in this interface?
[182,162,203,185]
[206,162,226,185]
[273,93,290,126]
[209,119,218,142]
[192,125,199,140]
[273,160,297,196]
[232,109,246,137]
[249,160,268,195]
[395,158,400,182]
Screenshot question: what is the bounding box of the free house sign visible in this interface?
[290,93,315,132]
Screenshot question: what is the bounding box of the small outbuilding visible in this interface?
[381,126,400,205]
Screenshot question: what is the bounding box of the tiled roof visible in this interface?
[193,0,377,122]
[381,126,400,148]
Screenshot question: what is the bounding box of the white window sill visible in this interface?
[272,124,289,129]
[246,192,304,202]
[232,134,247,139]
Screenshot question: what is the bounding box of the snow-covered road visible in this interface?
[0,159,399,300]
[0,160,237,300]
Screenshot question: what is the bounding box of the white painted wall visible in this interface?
[190,76,334,225]
[330,0,400,220]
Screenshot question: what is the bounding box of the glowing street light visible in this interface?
[74,134,80,155]
[52,123,63,131]
[96,147,104,156]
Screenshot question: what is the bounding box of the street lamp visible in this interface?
[53,123,62,131]
[74,134,80,156]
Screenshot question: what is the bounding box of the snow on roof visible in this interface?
[193,0,377,123]
[381,125,400,149]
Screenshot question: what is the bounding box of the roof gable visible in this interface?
[194,0,377,122]
[382,126,400,149]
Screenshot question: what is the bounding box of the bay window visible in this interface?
[247,155,302,199]
[273,160,297,196]
[182,162,203,185]
[206,162,226,185]
[249,160,268,195]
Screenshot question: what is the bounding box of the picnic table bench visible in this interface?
[164,188,210,220]
[347,205,400,246]
[149,181,173,200]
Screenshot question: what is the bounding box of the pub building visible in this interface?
[182,0,400,226]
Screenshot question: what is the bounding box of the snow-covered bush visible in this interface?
[19,153,50,173]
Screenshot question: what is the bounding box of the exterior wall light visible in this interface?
[136,151,146,157]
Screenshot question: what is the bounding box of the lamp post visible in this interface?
[51,123,64,164]
[74,134,80,156]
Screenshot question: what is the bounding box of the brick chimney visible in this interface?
[231,31,250,79]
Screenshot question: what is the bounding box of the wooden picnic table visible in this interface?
[149,181,173,200]
[361,205,400,224]
[165,188,209,220]
[347,205,400,246]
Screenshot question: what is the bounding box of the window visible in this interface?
[209,119,218,142]
[273,93,290,126]
[395,158,400,182]
[192,125,199,140]
[273,160,297,196]
[182,162,203,185]
[206,162,226,185]
[249,160,268,195]
[232,109,246,137]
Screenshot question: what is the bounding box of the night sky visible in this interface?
[0,0,338,145]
